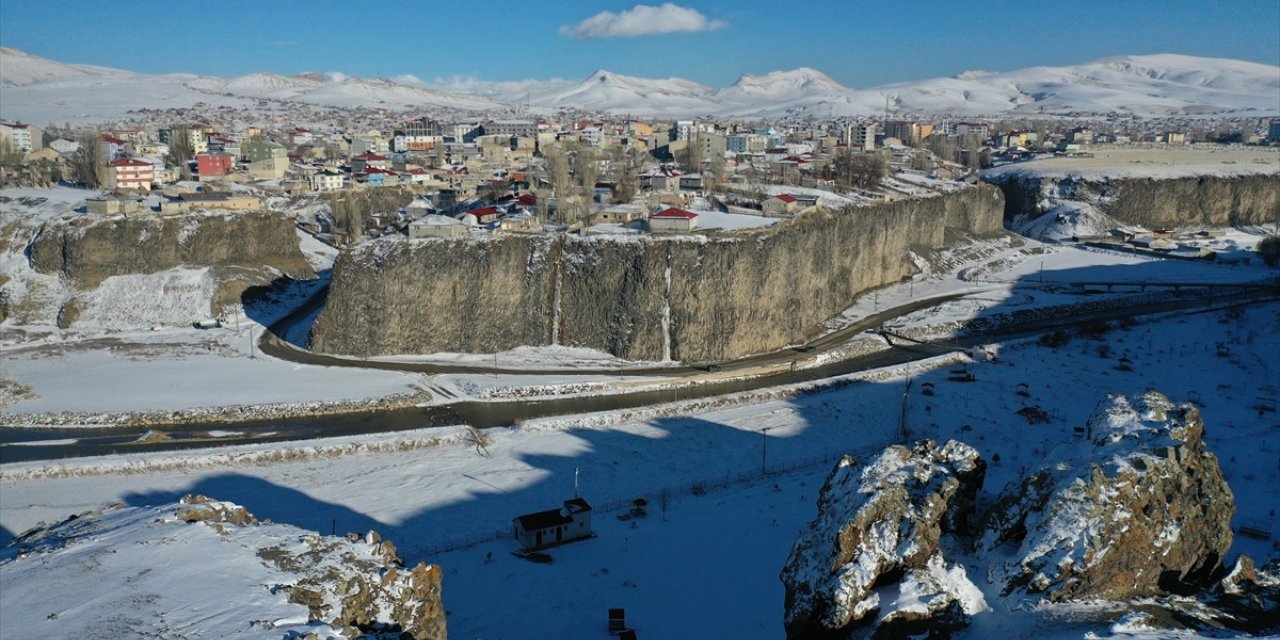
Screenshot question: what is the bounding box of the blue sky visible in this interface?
[2,0,1278,87]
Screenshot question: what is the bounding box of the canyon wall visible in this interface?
[28,210,314,288]
[989,171,1280,229]
[312,185,1005,361]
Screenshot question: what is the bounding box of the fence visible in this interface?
[413,449,852,557]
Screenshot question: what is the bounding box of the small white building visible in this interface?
[648,207,698,233]
[408,214,468,239]
[513,498,593,550]
[311,172,343,192]
[49,137,80,154]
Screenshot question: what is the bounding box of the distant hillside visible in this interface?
[2,48,1277,123]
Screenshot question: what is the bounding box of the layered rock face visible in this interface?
[779,440,988,638]
[312,186,1004,361]
[991,172,1280,229]
[28,210,314,288]
[982,391,1234,601]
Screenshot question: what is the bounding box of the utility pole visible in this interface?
[899,370,912,443]
[761,427,771,476]
[248,327,256,359]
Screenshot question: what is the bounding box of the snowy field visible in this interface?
[983,146,1280,181]
[2,301,1277,639]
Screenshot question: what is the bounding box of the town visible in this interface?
[1,5,1279,639]
[4,109,1278,247]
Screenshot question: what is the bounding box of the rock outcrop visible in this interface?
[312,185,1004,361]
[780,440,988,638]
[17,209,315,328]
[1,497,446,640]
[981,391,1234,602]
[988,171,1280,230]
[27,209,313,288]
[781,390,1249,637]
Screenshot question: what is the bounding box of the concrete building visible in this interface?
[408,214,468,239]
[1269,119,1280,143]
[86,195,142,215]
[845,123,877,151]
[196,153,235,180]
[48,137,79,154]
[649,207,698,233]
[762,193,799,217]
[311,171,343,192]
[513,498,593,550]
[108,158,155,190]
[160,192,261,214]
[484,119,537,139]
[883,121,933,146]
[0,122,39,152]
[244,139,289,180]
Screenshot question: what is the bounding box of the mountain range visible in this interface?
[2,47,1277,125]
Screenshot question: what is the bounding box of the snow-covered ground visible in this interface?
[3,214,1275,422]
[983,146,1280,181]
[3,299,1277,639]
[2,185,1278,637]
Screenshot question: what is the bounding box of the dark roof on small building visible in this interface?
[514,498,592,531]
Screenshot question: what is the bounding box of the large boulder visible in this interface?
[981,391,1234,601]
[780,440,987,638]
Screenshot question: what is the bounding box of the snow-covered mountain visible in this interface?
[523,69,715,115]
[1,47,1277,124]
[0,47,122,87]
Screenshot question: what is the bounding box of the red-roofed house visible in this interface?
[763,193,799,217]
[460,206,502,226]
[361,166,397,187]
[196,153,235,180]
[101,134,129,159]
[351,152,390,174]
[108,158,155,191]
[649,207,698,233]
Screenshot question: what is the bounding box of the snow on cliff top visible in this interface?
[983,147,1280,181]
[0,498,390,639]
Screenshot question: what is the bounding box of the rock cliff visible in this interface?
[312,186,1004,361]
[12,209,314,328]
[28,210,314,288]
[988,171,1280,230]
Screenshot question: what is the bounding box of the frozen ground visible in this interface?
[2,301,1277,639]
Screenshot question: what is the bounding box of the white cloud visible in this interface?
[560,3,726,40]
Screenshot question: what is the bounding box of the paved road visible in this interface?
[3,285,1274,463]
[256,285,981,376]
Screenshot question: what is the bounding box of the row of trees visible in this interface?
[327,188,415,241]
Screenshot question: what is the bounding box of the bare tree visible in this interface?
[169,126,195,180]
[834,151,887,190]
[684,131,705,173]
[69,134,107,188]
[610,146,642,204]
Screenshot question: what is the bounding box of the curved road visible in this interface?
[2,284,1275,463]
[257,285,981,376]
